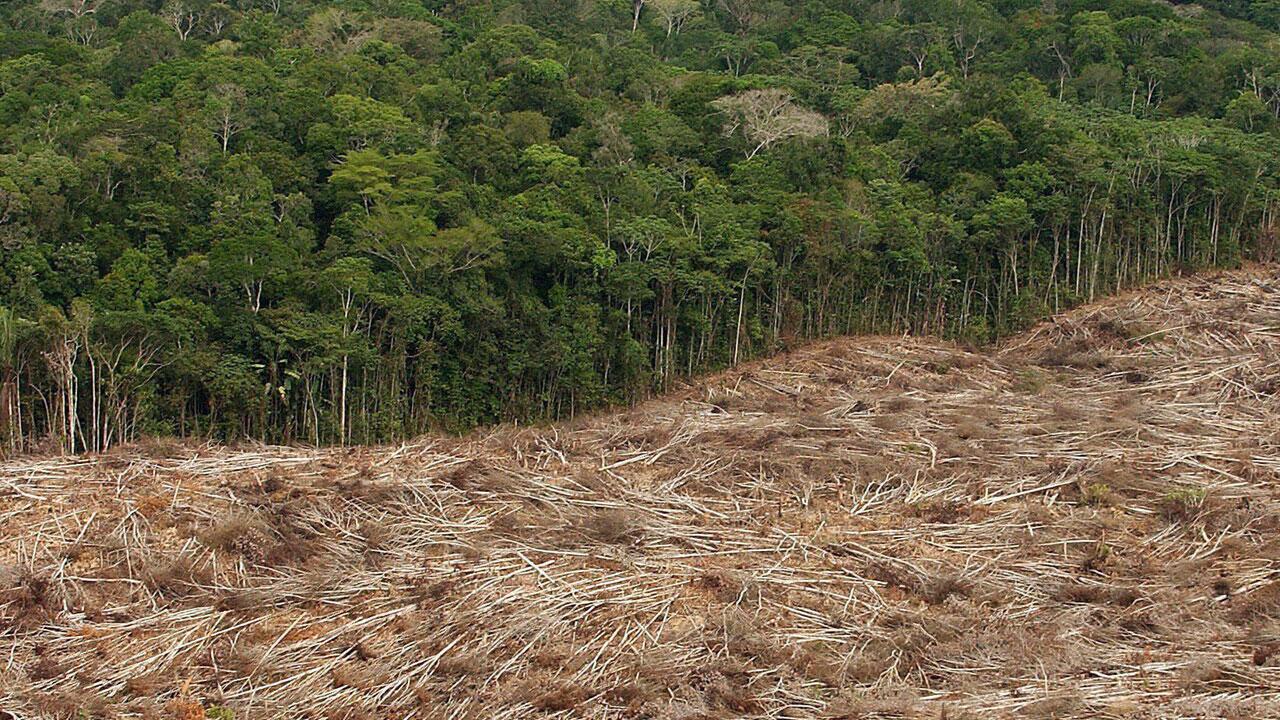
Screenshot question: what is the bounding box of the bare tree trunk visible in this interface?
[732,271,748,366]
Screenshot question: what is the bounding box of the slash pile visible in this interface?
[2,267,1279,719]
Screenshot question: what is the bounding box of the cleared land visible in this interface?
[2,267,1279,719]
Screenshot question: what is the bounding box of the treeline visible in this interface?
[1,0,1279,452]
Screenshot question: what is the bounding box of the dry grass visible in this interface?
[2,266,1280,718]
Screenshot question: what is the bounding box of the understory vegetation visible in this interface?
[2,0,1279,450]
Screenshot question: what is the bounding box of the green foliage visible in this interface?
[0,0,1277,450]
[1161,487,1208,521]
[1081,482,1113,507]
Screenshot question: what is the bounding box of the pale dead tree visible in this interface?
[163,1,200,41]
[907,44,930,80]
[1130,66,1161,113]
[631,0,644,32]
[713,88,828,159]
[39,0,100,19]
[1236,65,1280,117]
[1243,65,1264,97]
[904,25,942,79]
[204,3,233,36]
[1048,40,1072,100]
[649,0,699,36]
[66,16,97,45]
[946,0,996,79]
[208,84,247,154]
[952,29,984,78]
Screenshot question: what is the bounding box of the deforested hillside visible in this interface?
[2,266,1278,718]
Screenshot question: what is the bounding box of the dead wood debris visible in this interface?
[2,267,1279,718]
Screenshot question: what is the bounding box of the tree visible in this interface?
[95,249,160,312]
[204,2,233,36]
[38,0,99,19]
[716,0,773,35]
[1225,91,1272,133]
[40,0,100,44]
[712,89,828,159]
[38,303,89,454]
[162,0,202,41]
[1072,11,1120,66]
[649,0,699,36]
[946,0,999,78]
[320,257,374,444]
[903,22,947,79]
[208,160,297,313]
[326,94,417,152]
[207,83,248,154]
[0,306,31,454]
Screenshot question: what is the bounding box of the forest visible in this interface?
[1,0,1279,451]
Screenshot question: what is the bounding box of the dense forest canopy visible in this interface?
[1,0,1278,451]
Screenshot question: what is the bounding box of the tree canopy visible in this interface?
[1,0,1279,451]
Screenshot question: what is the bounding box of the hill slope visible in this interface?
[2,267,1279,719]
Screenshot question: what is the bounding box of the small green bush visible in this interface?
[1160,487,1207,521]
[1082,482,1112,506]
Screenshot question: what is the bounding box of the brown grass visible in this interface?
[578,507,644,544]
[1,267,1279,718]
